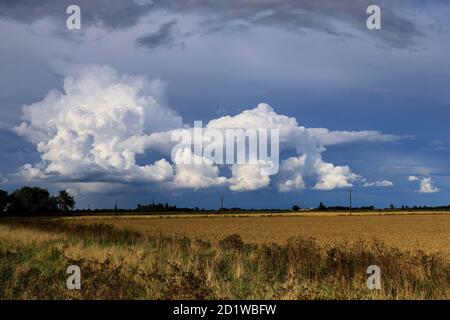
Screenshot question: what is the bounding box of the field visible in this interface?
[66,211,450,257]
[0,212,449,300]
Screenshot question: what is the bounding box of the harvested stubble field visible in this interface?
[0,212,449,300]
[65,212,450,257]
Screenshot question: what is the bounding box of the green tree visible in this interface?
[292,205,300,211]
[7,187,57,216]
[56,190,75,212]
[0,189,8,213]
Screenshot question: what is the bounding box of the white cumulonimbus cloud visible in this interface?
[13,65,403,194]
[407,176,439,193]
[14,65,181,187]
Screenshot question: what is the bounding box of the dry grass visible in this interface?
[63,213,450,258]
[0,218,449,300]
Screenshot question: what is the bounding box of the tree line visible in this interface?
[2,186,449,216]
[0,187,75,216]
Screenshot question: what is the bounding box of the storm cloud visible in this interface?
[0,0,424,49]
[12,65,403,194]
[1,1,449,208]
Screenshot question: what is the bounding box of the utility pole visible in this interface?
[220,196,224,211]
[349,189,353,215]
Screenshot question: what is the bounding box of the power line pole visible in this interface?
[349,189,353,215]
[220,196,224,211]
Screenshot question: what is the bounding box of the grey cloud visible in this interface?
[0,0,155,29]
[0,0,428,49]
[136,20,182,50]
[167,0,424,49]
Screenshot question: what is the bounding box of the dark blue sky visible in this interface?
[0,0,449,209]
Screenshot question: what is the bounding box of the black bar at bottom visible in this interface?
[0,300,446,319]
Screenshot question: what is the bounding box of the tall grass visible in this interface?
[0,219,448,299]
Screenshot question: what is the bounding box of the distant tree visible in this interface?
[7,187,57,216]
[56,190,75,212]
[0,189,8,213]
[390,204,395,210]
[318,202,327,211]
[292,205,300,211]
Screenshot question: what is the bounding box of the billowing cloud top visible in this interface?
[14,65,403,194]
[15,65,182,184]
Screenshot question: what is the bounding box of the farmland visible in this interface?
[0,212,449,299]
[65,211,450,257]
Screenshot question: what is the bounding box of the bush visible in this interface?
[219,234,244,250]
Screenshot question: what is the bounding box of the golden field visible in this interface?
[0,212,449,299]
[64,212,450,257]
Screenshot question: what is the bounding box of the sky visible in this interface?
[0,0,449,210]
